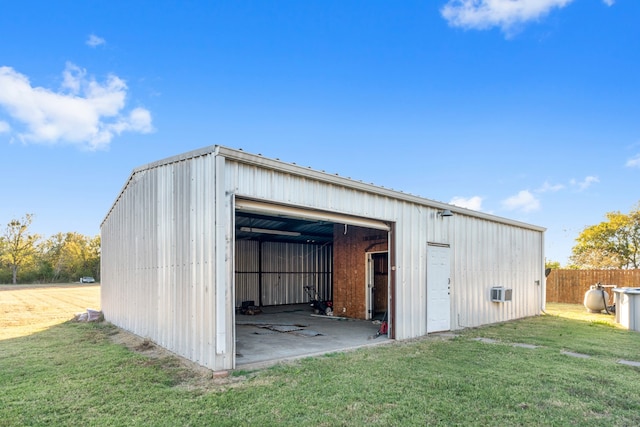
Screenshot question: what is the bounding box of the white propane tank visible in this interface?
[584,284,609,313]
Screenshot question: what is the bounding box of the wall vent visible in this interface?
[491,287,512,302]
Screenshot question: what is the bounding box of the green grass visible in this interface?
[2,305,640,426]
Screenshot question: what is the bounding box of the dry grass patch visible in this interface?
[0,283,100,340]
[545,302,617,325]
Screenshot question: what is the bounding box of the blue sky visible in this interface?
[0,0,638,265]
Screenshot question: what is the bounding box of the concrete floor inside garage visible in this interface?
[235,304,390,369]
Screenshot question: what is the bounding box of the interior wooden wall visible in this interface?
[332,224,388,319]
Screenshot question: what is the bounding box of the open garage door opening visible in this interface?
[233,199,393,368]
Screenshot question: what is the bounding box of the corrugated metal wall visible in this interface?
[235,240,332,306]
[234,240,260,304]
[450,216,544,330]
[102,152,234,371]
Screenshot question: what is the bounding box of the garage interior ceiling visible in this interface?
[235,211,335,244]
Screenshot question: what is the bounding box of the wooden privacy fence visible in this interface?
[546,269,640,304]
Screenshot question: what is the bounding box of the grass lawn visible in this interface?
[1,302,640,426]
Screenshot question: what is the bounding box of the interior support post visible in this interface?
[258,240,263,307]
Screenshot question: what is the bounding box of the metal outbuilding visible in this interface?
[101,145,546,371]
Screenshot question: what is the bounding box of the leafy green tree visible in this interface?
[570,205,640,269]
[86,235,101,279]
[37,233,69,282]
[545,260,561,270]
[0,238,7,281]
[37,232,101,282]
[0,214,40,284]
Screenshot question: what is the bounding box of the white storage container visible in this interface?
[613,288,640,331]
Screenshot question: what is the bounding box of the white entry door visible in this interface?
[427,244,451,333]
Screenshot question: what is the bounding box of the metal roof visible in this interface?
[103,144,546,233]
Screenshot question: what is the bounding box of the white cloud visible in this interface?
[86,34,106,48]
[626,154,640,168]
[602,0,615,6]
[0,120,9,133]
[449,196,483,211]
[536,181,564,193]
[441,0,574,33]
[502,190,540,212]
[0,63,153,150]
[570,176,599,191]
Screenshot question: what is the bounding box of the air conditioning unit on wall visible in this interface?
[491,287,513,302]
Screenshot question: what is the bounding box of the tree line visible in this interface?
[3,202,638,283]
[0,214,100,284]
